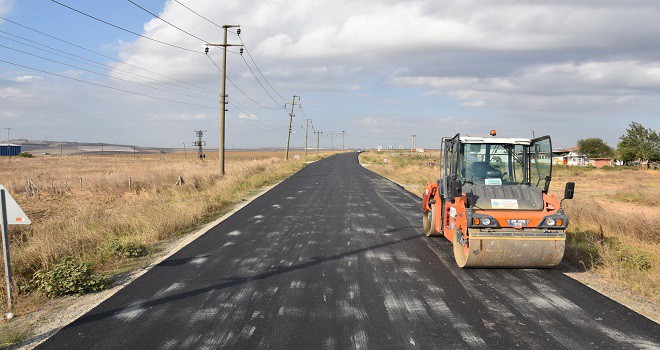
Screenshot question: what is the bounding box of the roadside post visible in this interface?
[0,184,31,315]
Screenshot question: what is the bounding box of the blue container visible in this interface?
[0,144,21,156]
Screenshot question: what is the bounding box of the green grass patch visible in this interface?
[0,322,31,347]
[22,258,107,299]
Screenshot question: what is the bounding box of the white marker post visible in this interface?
[0,184,31,312]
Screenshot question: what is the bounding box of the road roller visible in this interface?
[422,130,575,268]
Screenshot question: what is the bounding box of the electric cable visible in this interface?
[49,0,203,53]
[240,54,287,107]
[232,32,287,102]
[205,53,285,110]
[0,31,218,97]
[0,58,218,109]
[0,16,217,94]
[0,44,218,102]
[173,0,223,29]
[126,0,208,42]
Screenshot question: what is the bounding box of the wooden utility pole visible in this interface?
[285,95,299,160]
[315,131,322,154]
[5,127,11,163]
[330,131,336,151]
[341,130,346,151]
[305,119,312,159]
[183,142,187,157]
[206,25,242,175]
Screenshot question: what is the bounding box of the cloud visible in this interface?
[0,87,29,98]
[3,0,660,147]
[150,113,210,121]
[238,113,258,120]
[395,60,660,113]
[0,0,13,17]
[15,75,43,82]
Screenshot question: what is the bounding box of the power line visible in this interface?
[0,31,218,98]
[227,111,286,134]
[0,43,218,103]
[240,54,287,107]
[173,0,223,29]
[126,0,208,42]
[346,133,444,141]
[49,0,203,53]
[141,2,288,107]
[233,32,287,102]
[206,53,285,110]
[0,59,218,109]
[227,97,289,129]
[228,98,289,130]
[0,16,217,94]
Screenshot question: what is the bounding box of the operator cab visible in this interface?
[441,131,553,210]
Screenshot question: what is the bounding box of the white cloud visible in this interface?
[395,60,660,113]
[0,87,28,98]
[3,0,660,147]
[0,0,13,17]
[238,113,258,120]
[15,75,43,82]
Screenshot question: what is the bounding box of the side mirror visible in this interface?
[564,182,575,200]
[450,179,462,198]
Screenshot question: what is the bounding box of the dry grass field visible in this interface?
[360,150,660,304]
[0,150,320,320]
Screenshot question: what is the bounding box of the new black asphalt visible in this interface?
[38,153,659,349]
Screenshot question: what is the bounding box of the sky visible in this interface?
[1,0,659,150]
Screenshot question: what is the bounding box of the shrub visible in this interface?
[18,152,33,158]
[25,258,107,298]
[106,240,149,258]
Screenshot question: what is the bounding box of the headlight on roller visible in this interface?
[468,213,500,228]
[538,214,568,229]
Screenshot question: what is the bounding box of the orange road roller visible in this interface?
[422,131,575,268]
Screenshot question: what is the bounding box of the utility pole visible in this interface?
[315,131,322,154]
[194,130,207,160]
[285,95,300,160]
[101,142,104,156]
[133,146,137,158]
[341,130,346,151]
[411,134,417,150]
[305,119,312,159]
[4,127,11,163]
[330,131,336,151]
[183,142,187,157]
[532,130,535,138]
[60,144,63,156]
[206,25,243,175]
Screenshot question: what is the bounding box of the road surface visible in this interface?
[39,153,659,349]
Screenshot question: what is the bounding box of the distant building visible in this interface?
[0,144,21,156]
[552,147,588,166]
[588,158,614,168]
[553,147,614,168]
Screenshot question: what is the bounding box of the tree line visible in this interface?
[577,122,659,166]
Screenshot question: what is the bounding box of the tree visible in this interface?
[577,137,614,158]
[617,122,660,165]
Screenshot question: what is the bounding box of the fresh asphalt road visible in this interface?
[39,153,659,349]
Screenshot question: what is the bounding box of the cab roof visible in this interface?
[459,135,531,145]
